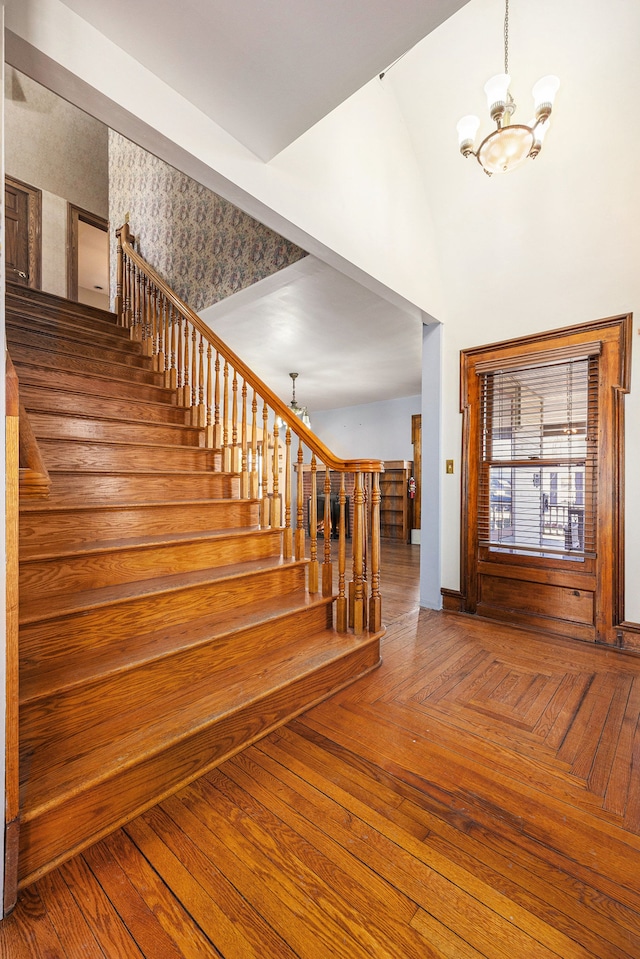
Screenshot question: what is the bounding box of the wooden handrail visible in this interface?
[116,222,384,635]
[6,354,51,499]
[117,223,382,475]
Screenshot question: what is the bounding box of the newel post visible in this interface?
[115,228,124,324]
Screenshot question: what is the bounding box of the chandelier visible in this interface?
[456,0,559,176]
[288,372,311,428]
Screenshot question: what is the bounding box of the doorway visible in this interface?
[67,205,109,309]
[5,176,41,288]
[461,315,631,645]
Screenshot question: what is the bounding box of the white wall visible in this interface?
[311,394,420,462]
[385,0,640,618]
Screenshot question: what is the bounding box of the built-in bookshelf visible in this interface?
[380,460,414,542]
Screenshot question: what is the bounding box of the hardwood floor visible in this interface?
[3,541,640,957]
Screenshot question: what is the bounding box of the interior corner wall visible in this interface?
[5,65,108,217]
[310,394,420,462]
[420,322,442,610]
[108,131,307,312]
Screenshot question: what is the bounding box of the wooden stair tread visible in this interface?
[19,524,264,562]
[19,495,252,514]
[7,308,129,345]
[19,383,191,424]
[10,344,166,386]
[7,325,151,365]
[20,592,335,703]
[19,628,379,817]
[13,359,175,399]
[25,407,202,439]
[19,554,304,624]
[37,435,214,455]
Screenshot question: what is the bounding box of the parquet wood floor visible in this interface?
[3,542,640,957]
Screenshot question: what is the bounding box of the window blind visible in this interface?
[478,355,598,560]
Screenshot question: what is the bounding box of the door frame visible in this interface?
[67,204,109,302]
[5,175,42,289]
[460,314,631,646]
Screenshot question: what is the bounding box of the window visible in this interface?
[478,355,598,561]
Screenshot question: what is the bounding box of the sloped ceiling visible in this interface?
[57,0,470,160]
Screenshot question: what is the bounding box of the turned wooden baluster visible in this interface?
[336,473,348,632]
[369,471,382,631]
[250,390,259,499]
[260,399,269,526]
[142,276,152,355]
[222,360,230,470]
[205,344,213,447]
[116,232,124,324]
[190,329,198,424]
[213,352,222,449]
[231,370,240,471]
[322,468,333,596]
[167,305,177,390]
[158,294,171,382]
[153,290,161,368]
[182,320,191,411]
[193,333,205,428]
[351,471,365,634]
[240,381,249,498]
[295,436,305,560]
[133,265,142,341]
[308,454,319,593]
[176,312,184,400]
[283,425,293,559]
[271,418,281,527]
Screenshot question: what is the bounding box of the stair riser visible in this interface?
[7,326,155,371]
[44,471,238,503]
[7,305,130,345]
[14,365,176,405]
[17,641,380,888]
[20,529,283,597]
[20,384,190,426]
[9,343,166,386]
[19,501,260,552]
[20,604,334,755]
[39,438,216,472]
[7,292,121,333]
[27,411,203,447]
[20,564,307,664]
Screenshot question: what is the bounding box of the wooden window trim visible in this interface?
[460,314,632,645]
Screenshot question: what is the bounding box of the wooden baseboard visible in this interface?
[441,588,464,612]
[616,622,640,653]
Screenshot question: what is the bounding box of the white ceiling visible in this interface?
[53,0,466,412]
[201,257,423,412]
[58,0,469,161]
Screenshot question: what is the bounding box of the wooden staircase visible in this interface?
[7,284,382,890]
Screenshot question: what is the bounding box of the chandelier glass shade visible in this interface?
[456,1,559,176]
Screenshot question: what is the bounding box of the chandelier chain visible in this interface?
[504,0,509,75]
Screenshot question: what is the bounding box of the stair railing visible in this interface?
[116,223,383,635]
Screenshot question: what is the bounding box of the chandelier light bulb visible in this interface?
[456,115,481,154]
[483,73,511,122]
[532,75,560,122]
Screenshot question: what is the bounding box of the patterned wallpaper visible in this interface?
[108,131,307,311]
